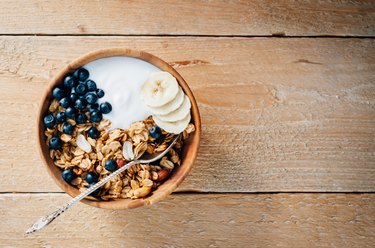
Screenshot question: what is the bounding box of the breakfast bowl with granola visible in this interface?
[37,49,201,209]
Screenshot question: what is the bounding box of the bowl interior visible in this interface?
[38,48,201,209]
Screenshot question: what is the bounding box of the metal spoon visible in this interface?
[26,134,180,234]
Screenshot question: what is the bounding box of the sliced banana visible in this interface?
[153,113,191,134]
[156,95,191,122]
[150,86,185,115]
[141,71,179,107]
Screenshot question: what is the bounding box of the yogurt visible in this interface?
[84,56,160,130]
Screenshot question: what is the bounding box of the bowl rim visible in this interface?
[37,48,201,209]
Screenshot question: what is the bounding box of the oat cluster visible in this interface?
[45,99,195,200]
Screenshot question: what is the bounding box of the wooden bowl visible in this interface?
[37,48,201,209]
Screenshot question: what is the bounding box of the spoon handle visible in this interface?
[26,160,136,234]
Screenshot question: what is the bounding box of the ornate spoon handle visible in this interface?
[26,160,136,234]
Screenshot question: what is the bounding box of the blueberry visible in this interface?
[55,112,66,123]
[65,107,76,119]
[62,169,75,183]
[96,89,105,98]
[90,111,102,123]
[76,113,87,124]
[105,159,117,172]
[88,103,99,112]
[75,99,87,110]
[52,87,65,100]
[86,80,97,92]
[100,102,112,114]
[85,172,98,184]
[85,92,98,104]
[43,114,55,128]
[79,95,87,102]
[88,183,100,196]
[59,97,70,108]
[87,126,100,139]
[63,75,77,89]
[74,68,89,82]
[75,83,87,96]
[149,126,162,139]
[62,123,74,135]
[49,136,62,149]
[70,93,78,102]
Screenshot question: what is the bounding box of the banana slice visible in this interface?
[141,71,179,107]
[153,113,191,134]
[150,87,185,115]
[156,95,191,122]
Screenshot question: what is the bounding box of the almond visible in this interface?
[156,169,170,181]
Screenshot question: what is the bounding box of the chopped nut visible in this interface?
[96,165,103,173]
[79,158,92,171]
[61,134,72,143]
[73,167,83,175]
[157,169,170,181]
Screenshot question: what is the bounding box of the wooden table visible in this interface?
[1,1,374,247]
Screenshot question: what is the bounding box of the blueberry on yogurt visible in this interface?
[74,68,89,82]
[96,89,105,98]
[63,75,77,89]
[85,92,98,104]
[99,102,112,114]
[90,110,102,123]
[52,87,65,100]
[86,80,97,92]
[75,83,87,96]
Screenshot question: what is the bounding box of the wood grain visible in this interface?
[0,36,374,193]
[0,0,374,36]
[1,193,374,247]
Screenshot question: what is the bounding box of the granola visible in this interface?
[46,98,195,200]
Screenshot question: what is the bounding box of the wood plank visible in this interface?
[0,36,374,193]
[1,193,374,247]
[0,0,374,36]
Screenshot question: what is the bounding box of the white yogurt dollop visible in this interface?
[84,57,160,130]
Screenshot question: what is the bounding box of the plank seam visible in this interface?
[0,34,374,38]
